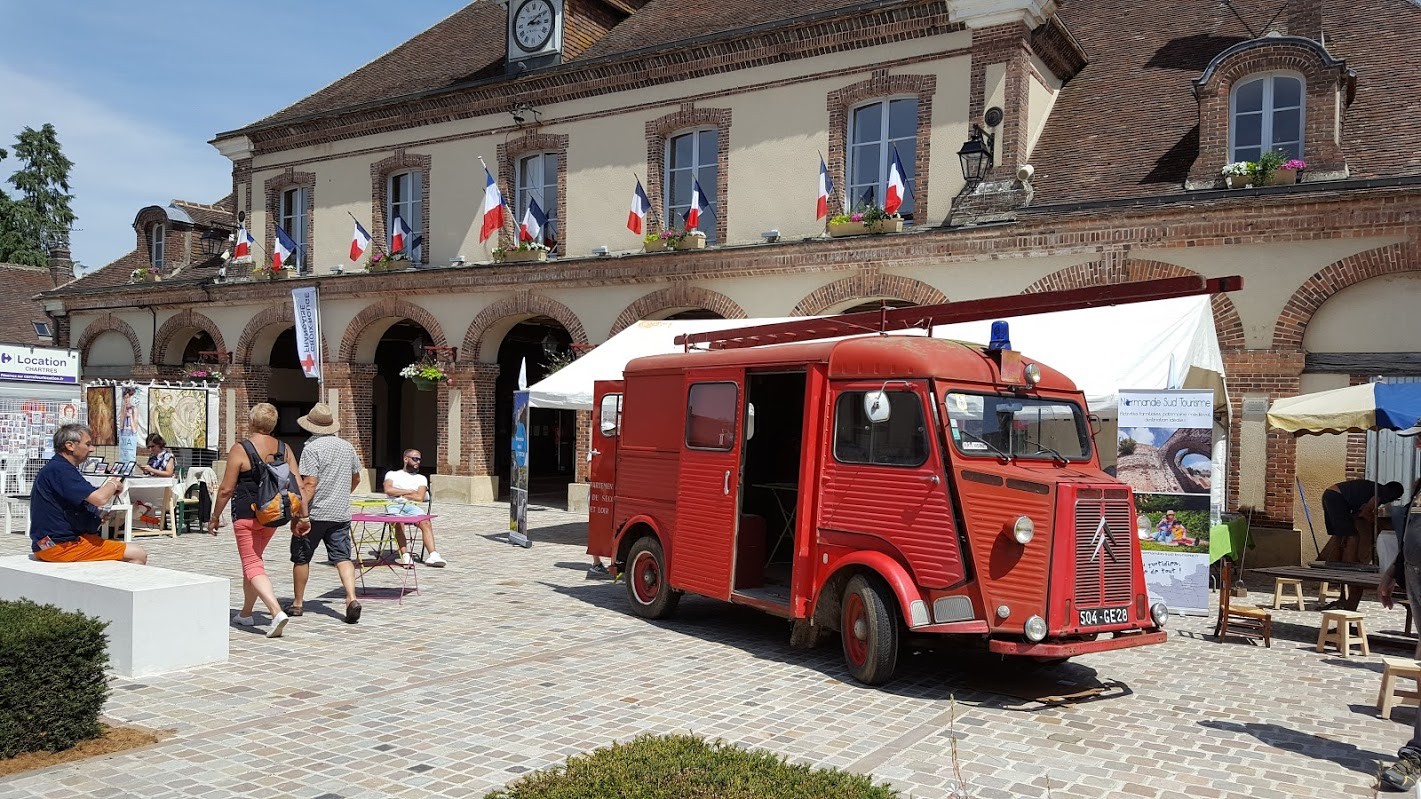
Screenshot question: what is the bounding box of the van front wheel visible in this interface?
[840,574,899,685]
[626,537,680,619]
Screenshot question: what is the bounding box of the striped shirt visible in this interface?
[298,434,362,523]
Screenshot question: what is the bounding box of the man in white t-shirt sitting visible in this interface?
[383,449,445,567]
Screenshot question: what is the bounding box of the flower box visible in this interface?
[131,273,159,284]
[497,249,548,263]
[673,233,706,250]
[1224,175,1254,189]
[272,269,294,280]
[1264,168,1297,186]
[643,239,670,253]
[827,218,905,237]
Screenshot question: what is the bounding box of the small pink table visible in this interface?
[351,512,435,601]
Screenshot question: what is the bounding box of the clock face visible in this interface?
[513,0,555,53]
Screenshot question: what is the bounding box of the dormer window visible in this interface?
[1230,74,1303,163]
[150,223,165,268]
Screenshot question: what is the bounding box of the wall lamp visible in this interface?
[511,102,542,127]
[591,246,610,257]
[957,106,1003,185]
[760,229,781,243]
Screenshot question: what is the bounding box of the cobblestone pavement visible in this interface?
[0,503,1410,798]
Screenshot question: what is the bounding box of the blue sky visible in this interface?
[0,1,470,271]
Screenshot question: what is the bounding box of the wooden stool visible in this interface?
[1316,609,1370,658]
[1378,657,1421,719]
[1318,581,1342,606]
[1272,577,1306,610]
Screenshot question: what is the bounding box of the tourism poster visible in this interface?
[509,389,531,548]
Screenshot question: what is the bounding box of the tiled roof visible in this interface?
[52,195,232,297]
[0,263,57,344]
[171,195,236,230]
[575,0,876,60]
[1030,0,1421,204]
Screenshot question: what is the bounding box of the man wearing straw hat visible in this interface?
[287,403,364,624]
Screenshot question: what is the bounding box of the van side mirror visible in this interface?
[1088,413,1102,437]
[746,403,756,441]
[864,391,891,423]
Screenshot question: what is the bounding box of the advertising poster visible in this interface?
[508,389,531,548]
[1118,388,1214,615]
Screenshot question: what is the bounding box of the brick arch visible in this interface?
[339,299,448,364]
[1020,258,1247,351]
[76,314,143,367]
[791,273,947,317]
[370,150,433,263]
[152,310,227,366]
[461,292,589,364]
[608,286,747,336]
[235,304,331,366]
[1272,242,1420,350]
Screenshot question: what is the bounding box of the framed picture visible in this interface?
[80,456,104,474]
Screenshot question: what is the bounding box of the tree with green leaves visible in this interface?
[0,124,76,267]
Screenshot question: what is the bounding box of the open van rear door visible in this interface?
[588,380,623,560]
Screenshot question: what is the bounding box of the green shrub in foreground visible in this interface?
[0,599,111,759]
[484,733,899,799]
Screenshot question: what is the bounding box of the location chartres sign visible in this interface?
[0,345,79,384]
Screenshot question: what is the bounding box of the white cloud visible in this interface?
[0,66,230,270]
[1124,427,1158,446]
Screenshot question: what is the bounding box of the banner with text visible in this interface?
[508,389,531,548]
[291,287,323,380]
[0,344,79,384]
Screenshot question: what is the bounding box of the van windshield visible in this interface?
[943,391,1092,461]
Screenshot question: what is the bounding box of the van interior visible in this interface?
[734,371,808,605]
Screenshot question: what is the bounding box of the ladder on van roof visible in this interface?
[674,275,1244,351]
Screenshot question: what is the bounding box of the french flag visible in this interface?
[350,220,371,261]
[686,178,708,230]
[233,224,254,260]
[816,156,834,220]
[885,146,908,215]
[273,224,297,272]
[626,179,650,234]
[520,197,548,242]
[479,166,505,243]
[390,214,411,254]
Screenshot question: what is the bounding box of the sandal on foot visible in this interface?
[345,600,362,624]
[284,604,304,617]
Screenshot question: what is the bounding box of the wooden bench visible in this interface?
[0,555,229,677]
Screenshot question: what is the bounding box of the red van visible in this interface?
[587,276,1239,684]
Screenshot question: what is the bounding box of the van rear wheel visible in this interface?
[840,574,898,685]
[626,536,680,619]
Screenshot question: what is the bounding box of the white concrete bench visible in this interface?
[0,555,229,678]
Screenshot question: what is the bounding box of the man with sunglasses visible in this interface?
[383,449,445,567]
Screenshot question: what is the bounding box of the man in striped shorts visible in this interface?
[287,403,364,624]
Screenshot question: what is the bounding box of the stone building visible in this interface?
[41,0,1421,563]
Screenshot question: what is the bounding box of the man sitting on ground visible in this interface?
[383,448,445,567]
[30,423,147,564]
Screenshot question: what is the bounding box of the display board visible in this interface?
[509,389,531,548]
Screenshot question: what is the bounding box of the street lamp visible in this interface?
[956,107,1003,186]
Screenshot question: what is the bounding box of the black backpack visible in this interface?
[240,440,303,527]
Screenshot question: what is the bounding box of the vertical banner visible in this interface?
[117,385,144,465]
[509,389,531,547]
[291,286,323,380]
[1117,388,1214,615]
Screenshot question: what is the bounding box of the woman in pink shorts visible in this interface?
[210,403,301,638]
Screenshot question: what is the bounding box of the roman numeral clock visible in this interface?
[507,0,564,67]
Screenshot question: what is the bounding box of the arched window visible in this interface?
[149,223,165,268]
[388,171,423,260]
[1230,74,1303,163]
[279,187,309,269]
[516,153,558,247]
[665,129,717,243]
[847,98,917,217]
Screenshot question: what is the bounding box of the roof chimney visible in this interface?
[47,245,74,286]
[1287,0,1322,42]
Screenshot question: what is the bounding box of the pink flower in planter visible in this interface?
[1283,159,1307,171]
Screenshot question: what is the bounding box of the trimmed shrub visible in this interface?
[484,733,899,799]
[0,599,111,759]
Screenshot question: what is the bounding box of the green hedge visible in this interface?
[0,599,111,759]
[484,733,899,799]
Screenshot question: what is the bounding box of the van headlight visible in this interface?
[1013,516,1035,544]
[1023,363,1042,385]
[1024,615,1047,642]
[1150,602,1169,628]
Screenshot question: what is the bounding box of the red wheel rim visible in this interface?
[631,550,661,605]
[843,591,867,666]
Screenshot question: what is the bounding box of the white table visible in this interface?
[85,474,177,541]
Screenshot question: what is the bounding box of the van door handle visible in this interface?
[724,471,730,495]
[924,474,941,485]
[590,449,601,456]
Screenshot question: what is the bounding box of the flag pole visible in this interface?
[346,210,385,258]
[635,172,661,230]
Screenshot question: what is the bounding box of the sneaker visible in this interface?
[424,551,446,568]
[396,552,413,566]
[234,614,256,627]
[1382,751,1421,792]
[586,562,611,580]
[266,611,289,639]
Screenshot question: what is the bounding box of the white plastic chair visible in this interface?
[2,454,29,536]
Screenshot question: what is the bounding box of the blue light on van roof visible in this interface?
[988,320,1011,351]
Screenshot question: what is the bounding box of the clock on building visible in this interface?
[512,0,556,54]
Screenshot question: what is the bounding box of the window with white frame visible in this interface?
[847,98,917,218]
[515,153,558,247]
[1230,74,1303,163]
[388,171,423,260]
[665,129,717,243]
[149,223,165,268]
[279,187,309,270]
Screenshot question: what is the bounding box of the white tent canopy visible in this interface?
[526,296,1224,415]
